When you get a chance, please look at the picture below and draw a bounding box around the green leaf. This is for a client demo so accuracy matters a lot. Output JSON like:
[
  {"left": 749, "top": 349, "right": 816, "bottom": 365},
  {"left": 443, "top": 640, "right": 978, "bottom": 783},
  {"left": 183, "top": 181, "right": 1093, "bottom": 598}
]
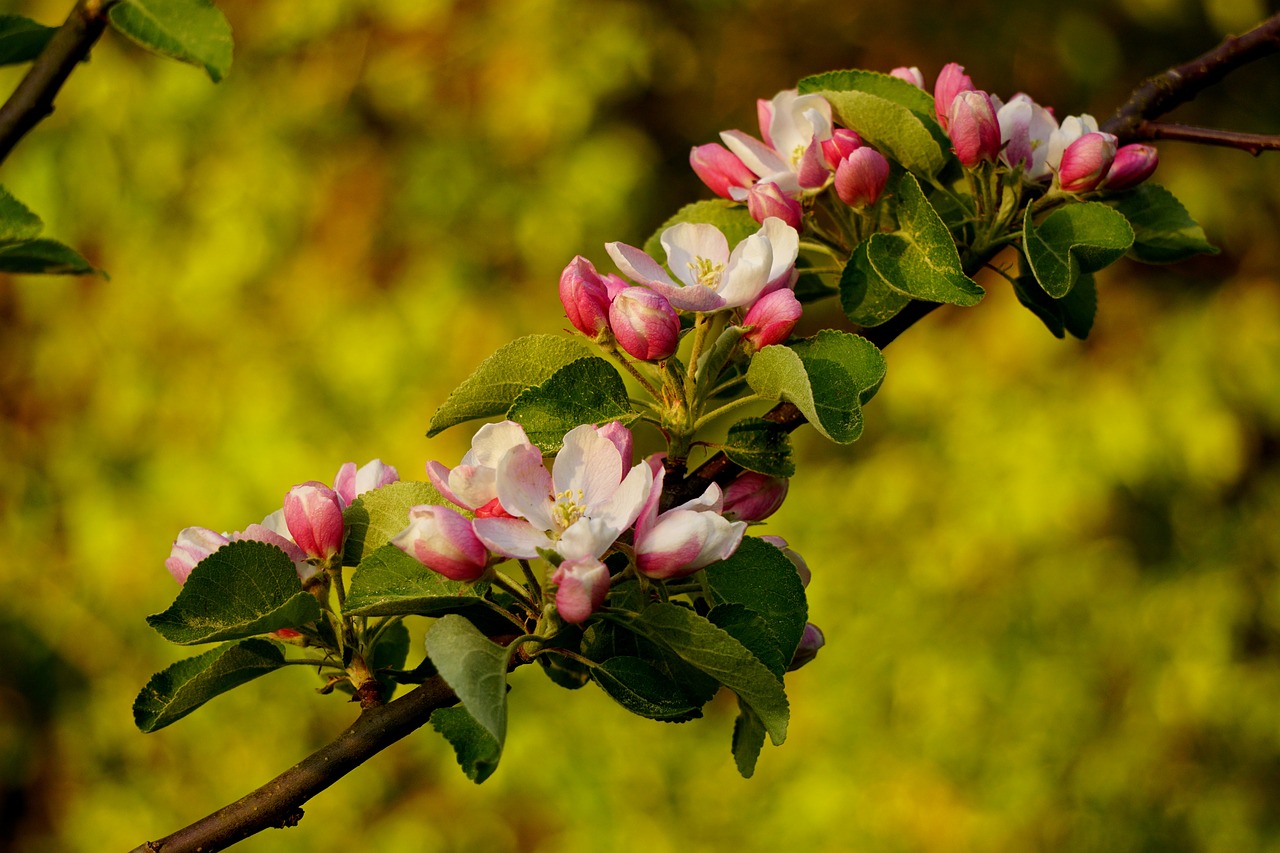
[
  {"left": 816, "top": 91, "right": 947, "bottom": 178},
  {"left": 722, "top": 418, "right": 795, "bottom": 478},
  {"left": 642, "top": 199, "right": 759, "bottom": 261},
  {"left": 590, "top": 656, "right": 706, "bottom": 722},
  {"left": 507, "top": 357, "right": 635, "bottom": 452},
  {"left": 1023, "top": 201, "right": 1133, "bottom": 298},
  {"left": 707, "top": 604, "right": 787, "bottom": 678},
  {"left": 609, "top": 602, "right": 789, "bottom": 745},
  {"left": 1108, "top": 183, "right": 1217, "bottom": 264},
  {"left": 430, "top": 706, "right": 502, "bottom": 783},
  {"left": 107, "top": 0, "right": 232, "bottom": 83},
  {"left": 731, "top": 699, "right": 767, "bottom": 779},
  {"left": 865, "top": 173, "right": 984, "bottom": 306},
  {"left": 368, "top": 619, "right": 410, "bottom": 702},
  {"left": 146, "top": 541, "right": 323, "bottom": 645},
  {"left": 427, "top": 334, "right": 591, "bottom": 437},
  {"left": 704, "top": 536, "right": 809, "bottom": 667},
  {"left": 423, "top": 615, "right": 510, "bottom": 751},
  {"left": 133, "top": 638, "right": 286, "bottom": 732},
  {"left": 839, "top": 239, "right": 913, "bottom": 327},
  {"left": 0, "top": 238, "right": 95, "bottom": 275},
  {"left": 0, "top": 185, "right": 43, "bottom": 243},
  {"left": 539, "top": 649, "right": 591, "bottom": 690},
  {"left": 747, "top": 329, "right": 886, "bottom": 444},
  {"left": 798, "top": 69, "right": 936, "bottom": 118},
  {"left": 0, "top": 16, "right": 57, "bottom": 66},
  {"left": 342, "top": 480, "right": 447, "bottom": 566},
  {"left": 1013, "top": 267, "right": 1098, "bottom": 340},
  {"left": 344, "top": 544, "right": 488, "bottom": 618}
]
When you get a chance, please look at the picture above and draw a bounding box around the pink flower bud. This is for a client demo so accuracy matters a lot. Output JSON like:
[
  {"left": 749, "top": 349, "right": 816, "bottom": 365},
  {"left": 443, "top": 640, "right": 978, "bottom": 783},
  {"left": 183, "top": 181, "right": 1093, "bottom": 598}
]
[
  {"left": 835, "top": 147, "right": 891, "bottom": 208},
  {"left": 742, "top": 288, "right": 802, "bottom": 352},
  {"left": 947, "top": 90, "right": 1001, "bottom": 167},
  {"left": 934, "top": 62, "right": 974, "bottom": 128},
  {"left": 282, "top": 481, "right": 345, "bottom": 562},
  {"left": 722, "top": 471, "right": 790, "bottom": 521},
  {"left": 165, "top": 526, "right": 229, "bottom": 584},
  {"left": 234, "top": 518, "right": 318, "bottom": 582},
  {"left": 333, "top": 459, "right": 399, "bottom": 508},
  {"left": 595, "top": 421, "right": 634, "bottom": 466},
  {"left": 890, "top": 66, "right": 925, "bottom": 88},
  {"left": 551, "top": 556, "right": 611, "bottom": 624},
  {"left": 559, "top": 256, "right": 615, "bottom": 338},
  {"left": 822, "top": 128, "right": 862, "bottom": 169},
  {"left": 1057, "top": 132, "right": 1118, "bottom": 193},
  {"left": 392, "top": 504, "right": 488, "bottom": 581},
  {"left": 1102, "top": 143, "right": 1158, "bottom": 190},
  {"left": 608, "top": 287, "right": 679, "bottom": 361},
  {"left": 690, "top": 143, "right": 756, "bottom": 200},
  {"left": 787, "top": 622, "right": 825, "bottom": 671},
  {"left": 745, "top": 182, "right": 803, "bottom": 231},
  {"left": 756, "top": 98, "right": 775, "bottom": 147}
]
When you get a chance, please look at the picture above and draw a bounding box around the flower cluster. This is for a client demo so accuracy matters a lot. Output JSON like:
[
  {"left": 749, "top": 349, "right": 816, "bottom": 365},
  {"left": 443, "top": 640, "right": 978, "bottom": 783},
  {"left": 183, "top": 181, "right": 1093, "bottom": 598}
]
[
  {"left": 395, "top": 420, "right": 771, "bottom": 624},
  {"left": 164, "top": 459, "right": 399, "bottom": 585}
]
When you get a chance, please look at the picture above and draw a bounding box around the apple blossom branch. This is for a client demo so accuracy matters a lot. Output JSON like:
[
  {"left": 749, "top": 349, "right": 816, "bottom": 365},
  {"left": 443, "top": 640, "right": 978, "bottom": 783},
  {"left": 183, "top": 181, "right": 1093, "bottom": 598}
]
[
  {"left": 130, "top": 676, "right": 458, "bottom": 853},
  {"left": 1101, "top": 12, "right": 1280, "bottom": 154},
  {"left": 0, "top": 0, "right": 119, "bottom": 165}
]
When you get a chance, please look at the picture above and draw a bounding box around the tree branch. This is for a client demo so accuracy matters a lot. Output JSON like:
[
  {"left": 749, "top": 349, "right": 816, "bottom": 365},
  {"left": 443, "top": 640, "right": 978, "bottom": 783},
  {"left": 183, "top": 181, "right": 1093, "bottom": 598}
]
[
  {"left": 1118, "top": 121, "right": 1280, "bottom": 156},
  {"left": 0, "top": 0, "right": 118, "bottom": 166},
  {"left": 1102, "top": 12, "right": 1280, "bottom": 144},
  {"left": 131, "top": 677, "right": 458, "bottom": 853}
]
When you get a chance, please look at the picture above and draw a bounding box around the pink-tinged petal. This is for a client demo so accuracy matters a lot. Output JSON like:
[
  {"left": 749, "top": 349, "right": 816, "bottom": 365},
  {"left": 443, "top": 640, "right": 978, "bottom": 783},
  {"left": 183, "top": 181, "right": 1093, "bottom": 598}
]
[
  {"left": 722, "top": 471, "right": 789, "bottom": 521},
  {"left": 609, "top": 288, "right": 680, "bottom": 360},
  {"left": 634, "top": 463, "right": 666, "bottom": 542},
  {"left": 554, "top": 424, "right": 625, "bottom": 508},
  {"left": 594, "top": 421, "right": 633, "bottom": 466},
  {"left": 472, "top": 516, "right": 554, "bottom": 560},
  {"left": 933, "top": 62, "right": 974, "bottom": 128},
  {"left": 1057, "top": 132, "right": 1117, "bottom": 193},
  {"left": 689, "top": 143, "right": 756, "bottom": 200},
  {"left": 165, "top": 527, "right": 229, "bottom": 584},
  {"left": 668, "top": 480, "right": 725, "bottom": 514},
  {"left": 768, "top": 91, "right": 832, "bottom": 162},
  {"left": 605, "top": 241, "right": 680, "bottom": 290},
  {"left": 743, "top": 289, "right": 802, "bottom": 352},
  {"left": 835, "top": 147, "right": 891, "bottom": 208},
  {"left": 645, "top": 276, "right": 728, "bottom": 313},
  {"left": 495, "top": 444, "right": 555, "bottom": 529},
  {"left": 758, "top": 216, "right": 800, "bottom": 293},
  {"left": 473, "top": 497, "right": 514, "bottom": 519},
  {"left": 425, "top": 460, "right": 467, "bottom": 508},
  {"left": 557, "top": 516, "right": 620, "bottom": 561},
  {"left": 636, "top": 511, "right": 747, "bottom": 579},
  {"left": 333, "top": 459, "right": 399, "bottom": 508},
  {"left": 234, "top": 523, "right": 318, "bottom": 582},
  {"left": 333, "top": 462, "right": 358, "bottom": 507},
  {"left": 997, "top": 98, "right": 1033, "bottom": 170},
  {"left": 947, "top": 90, "right": 1001, "bottom": 167},
  {"left": 591, "top": 461, "right": 654, "bottom": 533},
  {"left": 443, "top": 464, "right": 497, "bottom": 512},
  {"left": 744, "top": 182, "right": 802, "bottom": 231},
  {"left": 822, "top": 128, "right": 863, "bottom": 169},
  {"left": 392, "top": 505, "right": 488, "bottom": 581},
  {"left": 552, "top": 556, "right": 611, "bottom": 624},
  {"left": 1102, "top": 143, "right": 1158, "bottom": 190},
  {"left": 559, "top": 255, "right": 613, "bottom": 337},
  {"left": 661, "top": 223, "right": 730, "bottom": 288},
  {"left": 756, "top": 98, "right": 775, "bottom": 147},
  {"left": 796, "top": 134, "right": 831, "bottom": 189},
  {"left": 467, "top": 421, "right": 534, "bottom": 468},
  {"left": 283, "top": 481, "right": 345, "bottom": 561},
  {"left": 720, "top": 129, "right": 791, "bottom": 182},
  {"left": 890, "top": 66, "right": 924, "bottom": 87}
]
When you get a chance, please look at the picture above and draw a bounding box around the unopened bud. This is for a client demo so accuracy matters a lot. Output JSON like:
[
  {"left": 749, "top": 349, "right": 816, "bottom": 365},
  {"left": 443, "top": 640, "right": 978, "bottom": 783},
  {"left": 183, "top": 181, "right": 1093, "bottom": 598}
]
[
  {"left": 933, "top": 62, "right": 974, "bottom": 128},
  {"left": 745, "top": 182, "right": 803, "bottom": 231},
  {"left": 1057, "top": 132, "right": 1117, "bottom": 193},
  {"left": 1101, "top": 143, "right": 1158, "bottom": 190},
  {"left": 947, "top": 90, "right": 1001, "bottom": 167},
  {"left": 609, "top": 287, "right": 680, "bottom": 361},
  {"left": 283, "top": 481, "right": 345, "bottom": 562},
  {"left": 787, "top": 622, "right": 826, "bottom": 671},
  {"left": 392, "top": 504, "right": 488, "bottom": 582},
  {"left": 742, "top": 289, "right": 802, "bottom": 352},
  {"left": 690, "top": 143, "right": 756, "bottom": 200},
  {"left": 835, "top": 147, "right": 890, "bottom": 208},
  {"left": 722, "top": 471, "right": 789, "bottom": 521},
  {"left": 890, "top": 66, "right": 925, "bottom": 88},
  {"left": 559, "top": 256, "right": 615, "bottom": 338},
  {"left": 822, "top": 128, "right": 863, "bottom": 169}
]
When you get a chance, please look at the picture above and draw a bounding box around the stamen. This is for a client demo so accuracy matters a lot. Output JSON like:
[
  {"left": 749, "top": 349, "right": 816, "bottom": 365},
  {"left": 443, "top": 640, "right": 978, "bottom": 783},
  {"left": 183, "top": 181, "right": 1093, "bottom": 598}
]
[{"left": 686, "top": 256, "right": 724, "bottom": 289}]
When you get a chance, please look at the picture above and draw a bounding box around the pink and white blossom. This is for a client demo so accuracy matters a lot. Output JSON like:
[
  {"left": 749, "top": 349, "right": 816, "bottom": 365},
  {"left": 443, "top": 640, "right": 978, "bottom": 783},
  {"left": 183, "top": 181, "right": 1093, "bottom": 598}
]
[
  {"left": 633, "top": 464, "right": 747, "bottom": 580},
  {"left": 551, "top": 556, "right": 611, "bottom": 624},
  {"left": 890, "top": 66, "right": 925, "bottom": 88},
  {"left": 947, "top": 90, "right": 1001, "bottom": 167},
  {"left": 333, "top": 459, "right": 399, "bottom": 508},
  {"left": 165, "top": 526, "right": 229, "bottom": 584},
  {"left": 427, "top": 421, "right": 538, "bottom": 517},
  {"left": 720, "top": 89, "right": 833, "bottom": 194},
  {"left": 234, "top": 511, "right": 318, "bottom": 582},
  {"left": 282, "top": 481, "right": 345, "bottom": 562},
  {"left": 606, "top": 217, "right": 798, "bottom": 313},
  {"left": 1045, "top": 114, "right": 1099, "bottom": 175},
  {"left": 689, "top": 143, "right": 756, "bottom": 200},
  {"left": 472, "top": 423, "right": 653, "bottom": 562},
  {"left": 392, "top": 504, "right": 489, "bottom": 582},
  {"left": 997, "top": 94, "right": 1058, "bottom": 180}
]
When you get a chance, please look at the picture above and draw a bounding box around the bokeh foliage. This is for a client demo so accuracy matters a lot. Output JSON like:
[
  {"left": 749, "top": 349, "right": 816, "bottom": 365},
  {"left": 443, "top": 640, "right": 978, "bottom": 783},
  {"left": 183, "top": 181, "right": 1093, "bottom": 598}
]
[{"left": 2, "top": 0, "right": 1279, "bottom": 850}]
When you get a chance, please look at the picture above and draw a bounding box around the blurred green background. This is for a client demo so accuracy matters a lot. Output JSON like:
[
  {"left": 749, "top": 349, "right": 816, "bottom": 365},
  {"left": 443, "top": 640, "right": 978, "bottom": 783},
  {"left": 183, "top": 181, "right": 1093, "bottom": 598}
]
[{"left": 2, "top": 0, "right": 1279, "bottom": 850}]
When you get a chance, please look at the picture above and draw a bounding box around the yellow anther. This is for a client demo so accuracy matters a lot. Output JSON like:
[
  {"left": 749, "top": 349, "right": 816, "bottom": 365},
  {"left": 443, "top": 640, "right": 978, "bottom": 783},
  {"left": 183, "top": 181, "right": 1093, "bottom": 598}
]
[{"left": 686, "top": 256, "right": 724, "bottom": 289}]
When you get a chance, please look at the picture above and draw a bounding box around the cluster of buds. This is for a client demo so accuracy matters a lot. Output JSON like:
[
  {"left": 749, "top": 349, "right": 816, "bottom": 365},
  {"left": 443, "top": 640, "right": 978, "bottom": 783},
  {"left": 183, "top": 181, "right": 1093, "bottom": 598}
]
[
  {"left": 394, "top": 420, "right": 793, "bottom": 624},
  {"left": 560, "top": 216, "right": 804, "bottom": 360},
  {"left": 922, "top": 61, "right": 1158, "bottom": 192},
  {"left": 164, "top": 459, "right": 399, "bottom": 585},
  {"left": 690, "top": 88, "right": 891, "bottom": 224}
]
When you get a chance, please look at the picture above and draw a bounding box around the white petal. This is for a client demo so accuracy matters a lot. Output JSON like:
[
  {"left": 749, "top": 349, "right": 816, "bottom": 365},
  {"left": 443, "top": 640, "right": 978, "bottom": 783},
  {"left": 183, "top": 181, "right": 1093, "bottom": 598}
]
[
  {"left": 553, "top": 424, "right": 623, "bottom": 508},
  {"left": 557, "top": 516, "right": 619, "bottom": 561},
  {"left": 592, "top": 461, "right": 654, "bottom": 532},
  {"left": 473, "top": 517, "right": 553, "bottom": 560},
  {"left": 759, "top": 217, "right": 799, "bottom": 284},
  {"left": 495, "top": 444, "right": 555, "bottom": 529},
  {"left": 661, "top": 223, "right": 729, "bottom": 288},
  {"left": 468, "top": 421, "right": 533, "bottom": 467},
  {"left": 718, "top": 234, "right": 772, "bottom": 309},
  {"left": 720, "top": 129, "right": 789, "bottom": 179},
  {"left": 606, "top": 241, "right": 679, "bottom": 289}
]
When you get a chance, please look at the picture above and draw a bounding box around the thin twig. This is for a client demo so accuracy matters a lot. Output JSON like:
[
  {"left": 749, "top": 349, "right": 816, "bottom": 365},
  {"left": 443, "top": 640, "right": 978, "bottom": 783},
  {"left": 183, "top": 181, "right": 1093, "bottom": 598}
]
[
  {"left": 131, "top": 676, "right": 458, "bottom": 853},
  {"left": 0, "top": 0, "right": 119, "bottom": 165},
  {"left": 1102, "top": 12, "right": 1280, "bottom": 144},
  {"left": 1125, "top": 121, "right": 1280, "bottom": 156}
]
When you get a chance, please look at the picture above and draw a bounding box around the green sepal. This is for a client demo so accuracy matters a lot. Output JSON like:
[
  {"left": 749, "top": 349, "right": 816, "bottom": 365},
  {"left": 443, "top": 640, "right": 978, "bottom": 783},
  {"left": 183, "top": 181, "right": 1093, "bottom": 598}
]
[
  {"left": 133, "top": 638, "right": 286, "bottom": 732},
  {"left": 1108, "top": 183, "right": 1218, "bottom": 264},
  {"left": 746, "top": 329, "right": 886, "bottom": 444},
  {"left": 507, "top": 356, "right": 635, "bottom": 452},
  {"left": 1023, "top": 201, "right": 1133, "bottom": 298},
  {"left": 146, "top": 540, "right": 323, "bottom": 645},
  {"left": 427, "top": 334, "right": 591, "bottom": 437},
  {"left": 430, "top": 706, "right": 502, "bottom": 784},
  {"left": 722, "top": 418, "right": 795, "bottom": 477},
  {"left": 107, "top": 0, "right": 233, "bottom": 83}
]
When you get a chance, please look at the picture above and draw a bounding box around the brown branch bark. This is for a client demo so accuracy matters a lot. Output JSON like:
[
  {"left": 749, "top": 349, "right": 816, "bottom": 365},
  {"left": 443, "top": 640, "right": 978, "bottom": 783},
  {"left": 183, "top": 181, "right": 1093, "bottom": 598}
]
[
  {"left": 131, "top": 677, "right": 458, "bottom": 853},
  {"left": 1102, "top": 12, "right": 1280, "bottom": 146},
  {"left": 1119, "top": 122, "right": 1280, "bottom": 156},
  {"left": 0, "top": 0, "right": 117, "bottom": 166}
]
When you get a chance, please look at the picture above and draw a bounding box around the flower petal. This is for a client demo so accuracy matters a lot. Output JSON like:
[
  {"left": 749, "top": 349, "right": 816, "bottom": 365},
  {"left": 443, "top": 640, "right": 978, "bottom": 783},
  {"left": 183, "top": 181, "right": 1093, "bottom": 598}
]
[
  {"left": 606, "top": 241, "right": 679, "bottom": 289},
  {"left": 495, "top": 444, "right": 555, "bottom": 529},
  {"left": 553, "top": 424, "right": 624, "bottom": 508},
  {"left": 473, "top": 516, "right": 554, "bottom": 560},
  {"left": 661, "top": 223, "right": 730, "bottom": 288}
]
